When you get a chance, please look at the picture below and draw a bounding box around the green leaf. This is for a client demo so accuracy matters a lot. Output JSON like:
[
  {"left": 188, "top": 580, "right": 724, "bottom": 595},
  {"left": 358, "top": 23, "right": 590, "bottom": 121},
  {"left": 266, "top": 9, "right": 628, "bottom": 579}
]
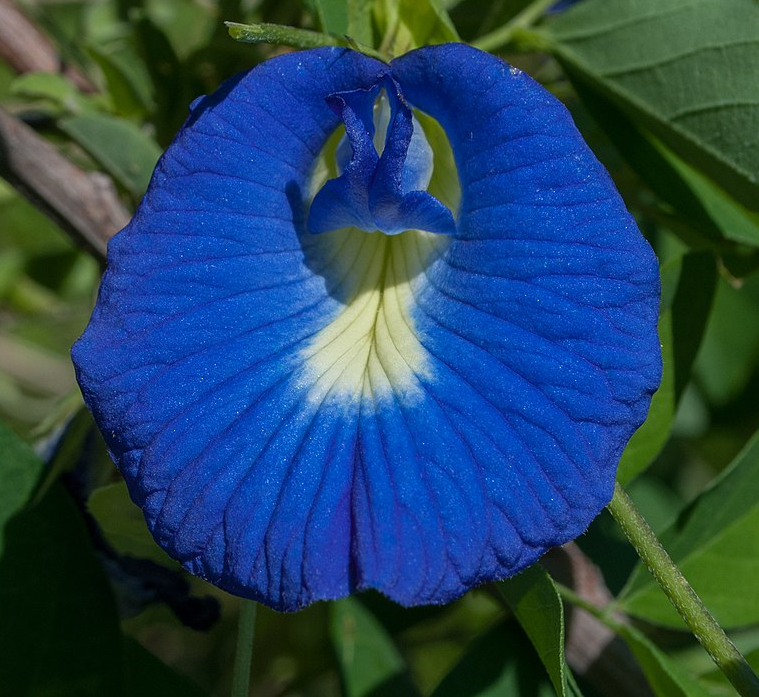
[
  {"left": 314, "top": 0, "right": 349, "bottom": 35},
  {"left": 569, "top": 77, "right": 759, "bottom": 254},
  {"left": 0, "top": 420, "right": 45, "bottom": 555},
  {"left": 0, "top": 420, "right": 200, "bottom": 696},
  {"left": 88, "top": 481, "right": 177, "bottom": 566},
  {"left": 431, "top": 619, "right": 557, "bottom": 697},
  {"left": 10, "top": 72, "right": 88, "bottom": 114},
  {"left": 620, "top": 430, "right": 759, "bottom": 628},
  {"left": 348, "top": 0, "right": 374, "bottom": 45},
  {"left": 617, "top": 252, "right": 716, "bottom": 484},
  {"left": 497, "top": 565, "right": 572, "bottom": 697},
  {"left": 616, "top": 623, "right": 714, "bottom": 697},
  {"left": 668, "top": 253, "right": 717, "bottom": 401},
  {"left": 616, "top": 315, "right": 673, "bottom": 484},
  {"left": 0, "top": 181, "right": 70, "bottom": 255},
  {"left": 449, "top": 0, "right": 532, "bottom": 42},
  {"left": 616, "top": 258, "right": 676, "bottom": 484},
  {"left": 88, "top": 44, "right": 156, "bottom": 119},
  {"left": 143, "top": 0, "right": 216, "bottom": 61},
  {"left": 376, "top": 0, "right": 458, "bottom": 55},
  {"left": 694, "top": 274, "right": 759, "bottom": 407},
  {"left": 662, "top": 146, "right": 759, "bottom": 249},
  {"left": 32, "top": 406, "right": 98, "bottom": 504},
  {"left": 132, "top": 16, "right": 193, "bottom": 146},
  {"left": 0, "top": 420, "right": 123, "bottom": 696},
  {"left": 545, "top": 0, "right": 759, "bottom": 211},
  {"left": 59, "top": 113, "right": 162, "bottom": 199},
  {"left": 330, "top": 597, "right": 420, "bottom": 697}
]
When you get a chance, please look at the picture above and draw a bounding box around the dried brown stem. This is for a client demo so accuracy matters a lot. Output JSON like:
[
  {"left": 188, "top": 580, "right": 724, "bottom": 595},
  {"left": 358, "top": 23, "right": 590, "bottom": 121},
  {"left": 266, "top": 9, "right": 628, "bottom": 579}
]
[
  {"left": 0, "top": 0, "right": 96, "bottom": 93},
  {"left": 0, "top": 0, "right": 125, "bottom": 256},
  {"left": 0, "top": 107, "right": 128, "bottom": 257}
]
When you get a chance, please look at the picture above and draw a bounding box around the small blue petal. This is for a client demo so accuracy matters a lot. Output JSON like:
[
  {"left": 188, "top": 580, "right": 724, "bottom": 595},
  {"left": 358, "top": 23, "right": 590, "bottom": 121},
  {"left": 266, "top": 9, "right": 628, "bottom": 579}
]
[
  {"left": 333, "top": 86, "right": 435, "bottom": 193},
  {"left": 308, "top": 84, "right": 381, "bottom": 233},
  {"left": 72, "top": 44, "right": 661, "bottom": 611},
  {"left": 308, "top": 74, "right": 455, "bottom": 236}
]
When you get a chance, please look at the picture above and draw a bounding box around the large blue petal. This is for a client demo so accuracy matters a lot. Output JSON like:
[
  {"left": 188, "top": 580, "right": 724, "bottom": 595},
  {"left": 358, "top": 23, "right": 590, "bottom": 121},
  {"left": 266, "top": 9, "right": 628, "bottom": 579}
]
[
  {"left": 72, "top": 44, "right": 661, "bottom": 611},
  {"left": 74, "top": 48, "right": 385, "bottom": 609},
  {"left": 377, "top": 43, "right": 662, "bottom": 601}
]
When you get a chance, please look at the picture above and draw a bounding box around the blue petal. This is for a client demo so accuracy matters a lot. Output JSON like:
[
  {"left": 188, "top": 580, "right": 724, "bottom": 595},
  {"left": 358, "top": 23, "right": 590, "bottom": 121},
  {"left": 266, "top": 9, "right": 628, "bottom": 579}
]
[
  {"left": 72, "top": 44, "right": 661, "bottom": 611},
  {"left": 308, "top": 74, "right": 456, "bottom": 236},
  {"left": 308, "top": 83, "right": 381, "bottom": 233}
]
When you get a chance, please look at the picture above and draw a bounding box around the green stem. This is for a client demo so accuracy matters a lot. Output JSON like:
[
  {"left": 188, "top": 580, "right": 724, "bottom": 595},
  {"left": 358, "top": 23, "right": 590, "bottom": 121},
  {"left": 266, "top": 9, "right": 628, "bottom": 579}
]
[
  {"left": 231, "top": 600, "right": 257, "bottom": 697},
  {"left": 473, "top": 0, "right": 556, "bottom": 52},
  {"left": 556, "top": 582, "right": 620, "bottom": 629},
  {"left": 608, "top": 483, "right": 759, "bottom": 697},
  {"left": 226, "top": 22, "right": 341, "bottom": 50},
  {"left": 225, "top": 22, "right": 386, "bottom": 61}
]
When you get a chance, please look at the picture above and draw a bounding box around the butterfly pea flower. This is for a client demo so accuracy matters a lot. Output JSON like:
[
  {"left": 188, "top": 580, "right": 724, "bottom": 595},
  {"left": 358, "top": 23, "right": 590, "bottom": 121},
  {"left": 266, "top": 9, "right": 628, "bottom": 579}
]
[{"left": 72, "top": 43, "right": 661, "bottom": 611}]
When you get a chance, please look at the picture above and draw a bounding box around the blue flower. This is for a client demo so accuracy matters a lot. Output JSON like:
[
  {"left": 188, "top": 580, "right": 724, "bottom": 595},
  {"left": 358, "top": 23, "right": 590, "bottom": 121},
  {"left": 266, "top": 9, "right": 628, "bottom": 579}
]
[{"left": 72, "top": 43, "right": 661, "bottom": 611}]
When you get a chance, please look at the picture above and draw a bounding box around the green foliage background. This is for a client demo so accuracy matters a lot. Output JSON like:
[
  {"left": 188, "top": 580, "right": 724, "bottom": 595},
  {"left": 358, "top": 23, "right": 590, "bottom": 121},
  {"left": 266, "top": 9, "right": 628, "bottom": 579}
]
[{"left": 1, "top": 0, "right": 759, "bottom": 695}]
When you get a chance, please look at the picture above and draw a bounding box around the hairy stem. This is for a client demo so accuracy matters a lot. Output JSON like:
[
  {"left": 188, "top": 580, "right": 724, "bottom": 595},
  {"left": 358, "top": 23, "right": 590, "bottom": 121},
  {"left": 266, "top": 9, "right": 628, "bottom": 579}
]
[{"left": 608, "top": 483, "right": 759, "bottom": 697}]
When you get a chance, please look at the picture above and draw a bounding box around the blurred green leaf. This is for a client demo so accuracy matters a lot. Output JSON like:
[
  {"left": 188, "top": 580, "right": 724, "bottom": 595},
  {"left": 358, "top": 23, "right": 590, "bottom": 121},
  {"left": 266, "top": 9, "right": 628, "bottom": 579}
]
[
  {"left": 617, "top": 257, "right": 677, "bottom": 484},
  {"left": 0, "top": 420, "right": 123, "bottom": 696},
  {"left": 35, "top": 1, "right": 92, "bottom": 74},
  {"left": 669, "top": 625, "right": 759, "bottom": 686},
  {"left": 132, "top": 16, "right": 193, "bottom": 145},
  {"left": 89, "top": 481, "right": 176, "bottom": 566},
  {"left": 144, "top": 0, "right": 216, "bottom": 60},
  {"left": 620, "top": 430, "right": 759, "bottom": 628},
  {"left": 617, "top": 253, "right": 716, "bottom": 483},
  {"left": 88, "top": 44, "right": 156, "bottom": 118},
  {"left": 330, "top": 597, "right": 421, "bottom": 697},
  {"left": 545, "top": 0, "right": 759, "bottom": 211},
  {"left": 314, "top": 0, "right": 349, "bottom": 34},
  {"left": 0, "top": 181, "right": 70, "bottom": 254},
  {"left": 0, "top": 419, "right": 45, "bottom": 553},
  {"left": 0, "top": 249, "right": 25, "bottom": 302},
  {"left": 616, "top": 623, "right": 714, "bottom": 697},
  {"left": 59, "top": 112, "right": 161, "bottom": 199},
  {"left": 10, "top": 72, "right": 89, "bottom": 114},
  {"left": 694, "top": 274, "right": 759, "bottom": 407},
  {"left": 31, "top": 407, "right": 95, "bottom": 504},
  {"left": 431, "top": 620, "right": 557, "bottom": 697},
  {"left": 498, "top": 565, "right": 574, "bottom": 697},
  {"left": 0, "top": 56, "right": 16, "bottom": 98},
  {"left": 348, "top": 0, "right": 374, "bottom": 45},
  {"left": 449, "top": 0, "right": 531, "bottom": 41},
  {"left": 376, "top": 0, "right": 458, "bottom": 54},
  {"left": 669, "top": 253, "right": 717, "bottom": 401}
]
